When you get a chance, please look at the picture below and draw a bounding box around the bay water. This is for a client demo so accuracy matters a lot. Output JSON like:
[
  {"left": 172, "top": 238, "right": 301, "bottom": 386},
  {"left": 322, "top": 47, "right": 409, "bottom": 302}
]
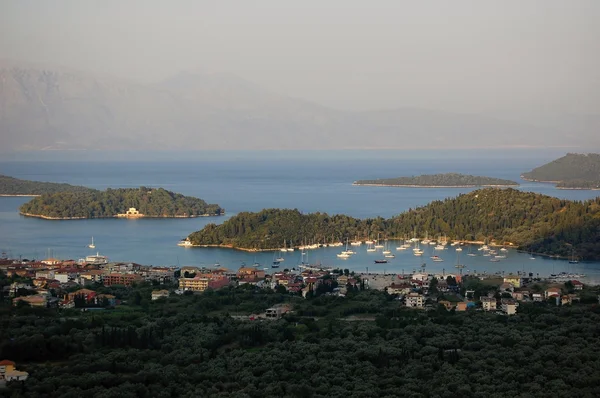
[{"left": 1, "top": 149, "right": 599, "bottom": 282}]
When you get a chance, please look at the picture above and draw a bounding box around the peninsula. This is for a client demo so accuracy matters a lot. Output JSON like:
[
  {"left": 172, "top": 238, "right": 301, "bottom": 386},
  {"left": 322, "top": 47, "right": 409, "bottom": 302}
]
[
  {"left": 19, "top": 187, "right": 223, "bottom": 219},
  {"left": 0, "top": 174, "right": 92, "bottom": 196},
  {"left": 187, "top": 188, "right": 600, "bottom": 260},
  {"left": 353, "top": 173, "right": 519, "bottom": 188},
  {"left": 521, "top": 153, "right": 600, "bottom": 190}
]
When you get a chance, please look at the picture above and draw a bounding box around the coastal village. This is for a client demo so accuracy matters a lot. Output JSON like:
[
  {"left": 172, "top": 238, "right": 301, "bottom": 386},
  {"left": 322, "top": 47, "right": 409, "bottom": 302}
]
[{"left": 1, "top": 252, "right": 590, "bottom": 316}]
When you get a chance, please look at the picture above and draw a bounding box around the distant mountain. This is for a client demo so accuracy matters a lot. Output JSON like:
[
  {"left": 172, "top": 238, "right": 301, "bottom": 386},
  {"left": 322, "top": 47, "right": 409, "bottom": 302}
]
[
  {"left": 0, "top": 61, "right": 594, "bottom": 151},
  {"left": 521, "top": 153, "right": 600, "bottom": 189}
]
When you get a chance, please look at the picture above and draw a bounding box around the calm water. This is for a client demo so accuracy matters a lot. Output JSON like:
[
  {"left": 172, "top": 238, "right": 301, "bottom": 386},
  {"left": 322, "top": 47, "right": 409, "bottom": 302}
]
[{"left": 1, "top": 149, "right": 599, "bottom": 282}]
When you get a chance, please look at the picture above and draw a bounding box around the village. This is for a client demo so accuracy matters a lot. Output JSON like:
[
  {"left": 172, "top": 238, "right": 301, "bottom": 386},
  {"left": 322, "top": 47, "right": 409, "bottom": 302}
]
[{"left": 0, "top": 253, "right": 590, "bottom": 316}]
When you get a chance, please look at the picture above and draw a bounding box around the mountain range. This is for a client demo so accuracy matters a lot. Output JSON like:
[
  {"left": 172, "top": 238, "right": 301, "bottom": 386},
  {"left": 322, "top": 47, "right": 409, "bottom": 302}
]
[{"left": 1, "top": 60, "right": 597, "bottom": 151}]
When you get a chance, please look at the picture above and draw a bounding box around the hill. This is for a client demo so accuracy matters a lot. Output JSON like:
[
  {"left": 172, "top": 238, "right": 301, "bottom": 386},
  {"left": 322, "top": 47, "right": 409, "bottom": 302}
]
[
  {"left": 188, "top": 188, "right": 600, "bottom": 259},
  {"left": 19, "top": 187, "right": 223, "bottom": 219},
  {"left": 353, "top": 173, "right": 518, "bottom": 187},
  {"left": 0, "top": 62, "right": 588, "bottom": 151},
  {"left": 0, "top": 174, "right": 92, "bottom": 195},
  {"left": 521, "top": 153, "right": 600, "bottom": 189}
]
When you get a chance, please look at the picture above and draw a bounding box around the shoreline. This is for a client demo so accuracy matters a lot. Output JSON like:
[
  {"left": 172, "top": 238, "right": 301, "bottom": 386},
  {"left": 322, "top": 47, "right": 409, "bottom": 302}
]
[
  {"left": 20, "top": 212, "right": 224, "bottom": 220},
  {"left": 352, "top": 183, "right": 520, "bottom": 188},
  {"left": 520, "top": 176, "right": 599, "bottom": 190},
  {"left": 184, "top": 241, "right": 585, "bottom": 261},
  {"left": 0, "top": 194, "right": 41, "bottom": 197}
]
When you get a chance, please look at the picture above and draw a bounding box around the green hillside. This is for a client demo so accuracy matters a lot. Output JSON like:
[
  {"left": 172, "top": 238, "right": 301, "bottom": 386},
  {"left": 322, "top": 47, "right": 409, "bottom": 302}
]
[
  {"left": 521, "top": 153, "right": 600, "bottom": 186},
  {"left": 0, "top": 174, "right": 92, "bottom": 195},
  {"left": 188, "top": 188, "right": 600, "bottom": 259},
  {"left": 354, "top": 173, "right": 518, "bottom": 187},
  {"left": 19, "top": 187, "right": 223, "bottom": 219}
]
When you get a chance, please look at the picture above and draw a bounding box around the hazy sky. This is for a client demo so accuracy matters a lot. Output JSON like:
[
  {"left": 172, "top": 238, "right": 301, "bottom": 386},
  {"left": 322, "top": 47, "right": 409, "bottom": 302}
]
[{"left": 1, "top": 0, "right": 598, "bottom": 114}]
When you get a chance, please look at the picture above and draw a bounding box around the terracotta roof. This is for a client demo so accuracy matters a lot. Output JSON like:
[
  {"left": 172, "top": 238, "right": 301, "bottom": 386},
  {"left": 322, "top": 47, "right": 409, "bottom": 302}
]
[
  {"left": 546, "top": 287, "right": 561, "bottom": 292},
  {"left": 0, "top": 360, "right": 16, "bottom": 366},
  {"left": 571, "top": 280, "right": 583, "bottom": 285}
]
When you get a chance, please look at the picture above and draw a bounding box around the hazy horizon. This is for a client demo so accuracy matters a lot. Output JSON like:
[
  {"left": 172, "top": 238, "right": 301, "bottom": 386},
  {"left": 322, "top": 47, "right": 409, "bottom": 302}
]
[{"left": 2, "top": 0, "right": 599, "bottom": 117}]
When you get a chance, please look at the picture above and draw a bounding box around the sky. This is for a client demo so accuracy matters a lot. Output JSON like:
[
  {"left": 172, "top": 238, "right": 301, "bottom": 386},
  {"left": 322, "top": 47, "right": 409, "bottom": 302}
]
[{"left": 1, "top": 0, "right": 599, "bottom": 116}]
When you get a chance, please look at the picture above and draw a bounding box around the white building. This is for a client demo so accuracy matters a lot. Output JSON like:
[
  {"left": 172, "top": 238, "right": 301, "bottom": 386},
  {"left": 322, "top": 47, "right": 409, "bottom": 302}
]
[{"left": 405, "top": 292, "right": 424, "bottom": 308}]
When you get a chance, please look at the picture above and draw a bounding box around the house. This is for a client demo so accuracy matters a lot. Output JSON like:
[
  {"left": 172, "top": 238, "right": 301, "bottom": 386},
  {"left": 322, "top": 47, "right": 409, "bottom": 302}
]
[
  {"left": 68, "top": 289, "right": 97, "bottom": 302},
  {"left": 103, "top": 273, "right": 143, "bottom": 287},
  {"left": 265, "top": 304, "right": 291, "bottom": 319},
  {"left": 405, "top": 292, "right": 424, "bottom": 308},
  {"left": 41, "top": 258, "right": 61, "bottom": 266},
  {"left": 545, "top": 287, "right": 562, "bottom": 299},
  {"left": 501, "top": 298, "right": 518, "bottom": 315},
  {"left": 179, "top": 275, "right": 229, "bottom": 292},
  {"left": 386, "top": 283, "right": 412, "bottom": 295},
  {"left": 95, "top": 294, "right": 116, "bottom": 306},
  {"left": 511, "top": 291, "right": 526, "bottom": 301},
  {"left": 0, "top": 360, "right": 29, "bottom": 382},
  {"left": 499, "top": 282, "right": 514, "bottom": 292},
  {"left": 151, "top": 289, "right": 170, "bottom": 300},
  {"left": 532, "top": 293, "right": 543, "bottom": 302},
  {"left": 237, "top": 267, "right": 266, "bottom": 281},
  {"left": 36, "top": 269, "right": 55, "bottom": 279},
  {"left": 571, "top": 280, "right": 584, "bottom": 291},
  {"left": 456, "top": 302, "right": 468, "bottom": 312},
  {"left": 411, "top": 272, "right": 428, "bottom": 282},
  {"left": 480, "top": 296, "right": 497, "bottom": 311},
  {"left": 117, "top": 207, "right": 144, "bottom": 218},
  {"left": 438, "top": 300, "right": 454, "bottom": 310},
  {"left": 561, "top": 295, "right": 572, "bottom": 306},
  {"left": 337, "top": 275, "right": 349, "bottom": 285},
  {"left": 503, "top": 274, "right": 522, "bottom": 288},
  {"left": 436, "top": 280, "right": 449, "bottom": 292},
  {"left": 12, "top": 295, "right": 47, "bottom": 307}
]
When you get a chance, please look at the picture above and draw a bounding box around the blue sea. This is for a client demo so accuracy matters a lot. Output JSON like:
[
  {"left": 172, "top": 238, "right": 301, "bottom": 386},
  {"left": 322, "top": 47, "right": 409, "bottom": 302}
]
[{"left": 1, "top": 149, "right": 599, "bottom": 282}]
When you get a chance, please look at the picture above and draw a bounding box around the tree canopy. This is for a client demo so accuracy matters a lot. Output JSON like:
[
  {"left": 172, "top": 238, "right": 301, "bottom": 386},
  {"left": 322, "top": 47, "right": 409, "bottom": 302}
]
[{"left": 2, "top": 275, "right": 600, "bottom": 397}]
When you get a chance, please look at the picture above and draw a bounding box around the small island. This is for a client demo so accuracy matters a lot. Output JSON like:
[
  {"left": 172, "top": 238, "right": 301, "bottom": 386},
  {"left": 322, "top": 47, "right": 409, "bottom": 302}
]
[
  {"left": 353, "top": 173, "right": 519, "bottom": 188},
  {"left": 19, "top": 187, "right": 223, "bottom": 219},
  {"left": 521, "top": 153, "right": 600, "bottom": 190},
  {"left": 0, "top": 174, "right": 92, "bottom": 196},
  {"left": 186, "top": 188, "right": 600, "bottom": 260}
]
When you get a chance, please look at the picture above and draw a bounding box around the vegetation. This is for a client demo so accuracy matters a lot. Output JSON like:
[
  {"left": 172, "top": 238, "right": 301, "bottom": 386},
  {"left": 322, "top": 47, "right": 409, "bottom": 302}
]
[
  {"left": 2, "top": 275, "right": 600, "bottom": 397},
  {"left": 556, "top": 179, "right": 600, "bottom": 189},
  {"left": 522, "top": 153, "right": 600, "bottom": 189},
  {"left": 19, "top": 187, "right": 223, "bottom": 218},
  {"left": 189, "top": 188, "right": 600, "bottom": 259},
  {"left": 0, "top": 174, "right": 92, "bottom": 195},
  {"left": 354, "top": 173, "right": 518, "bottom": 187}
]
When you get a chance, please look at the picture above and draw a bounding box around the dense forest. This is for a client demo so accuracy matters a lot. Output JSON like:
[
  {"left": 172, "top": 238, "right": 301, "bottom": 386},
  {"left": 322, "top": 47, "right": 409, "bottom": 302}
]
[
  {"left": 354, "top": 173, "right": 518, "bottom": 187},
  {"left": 188, "top": 188, "right": 600, "bottom": 259},
  {"left": 0, "top": 174, "right": 92, "bottom": 195},
  {"left": 2, "top": 275, "right": 600, "bottom": 397},
  {"left": 521, "top": 153, "right": 600, "bottom": 188},
  {"left": 19, "top": 187, "right": 223, "bottom": 218}
]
